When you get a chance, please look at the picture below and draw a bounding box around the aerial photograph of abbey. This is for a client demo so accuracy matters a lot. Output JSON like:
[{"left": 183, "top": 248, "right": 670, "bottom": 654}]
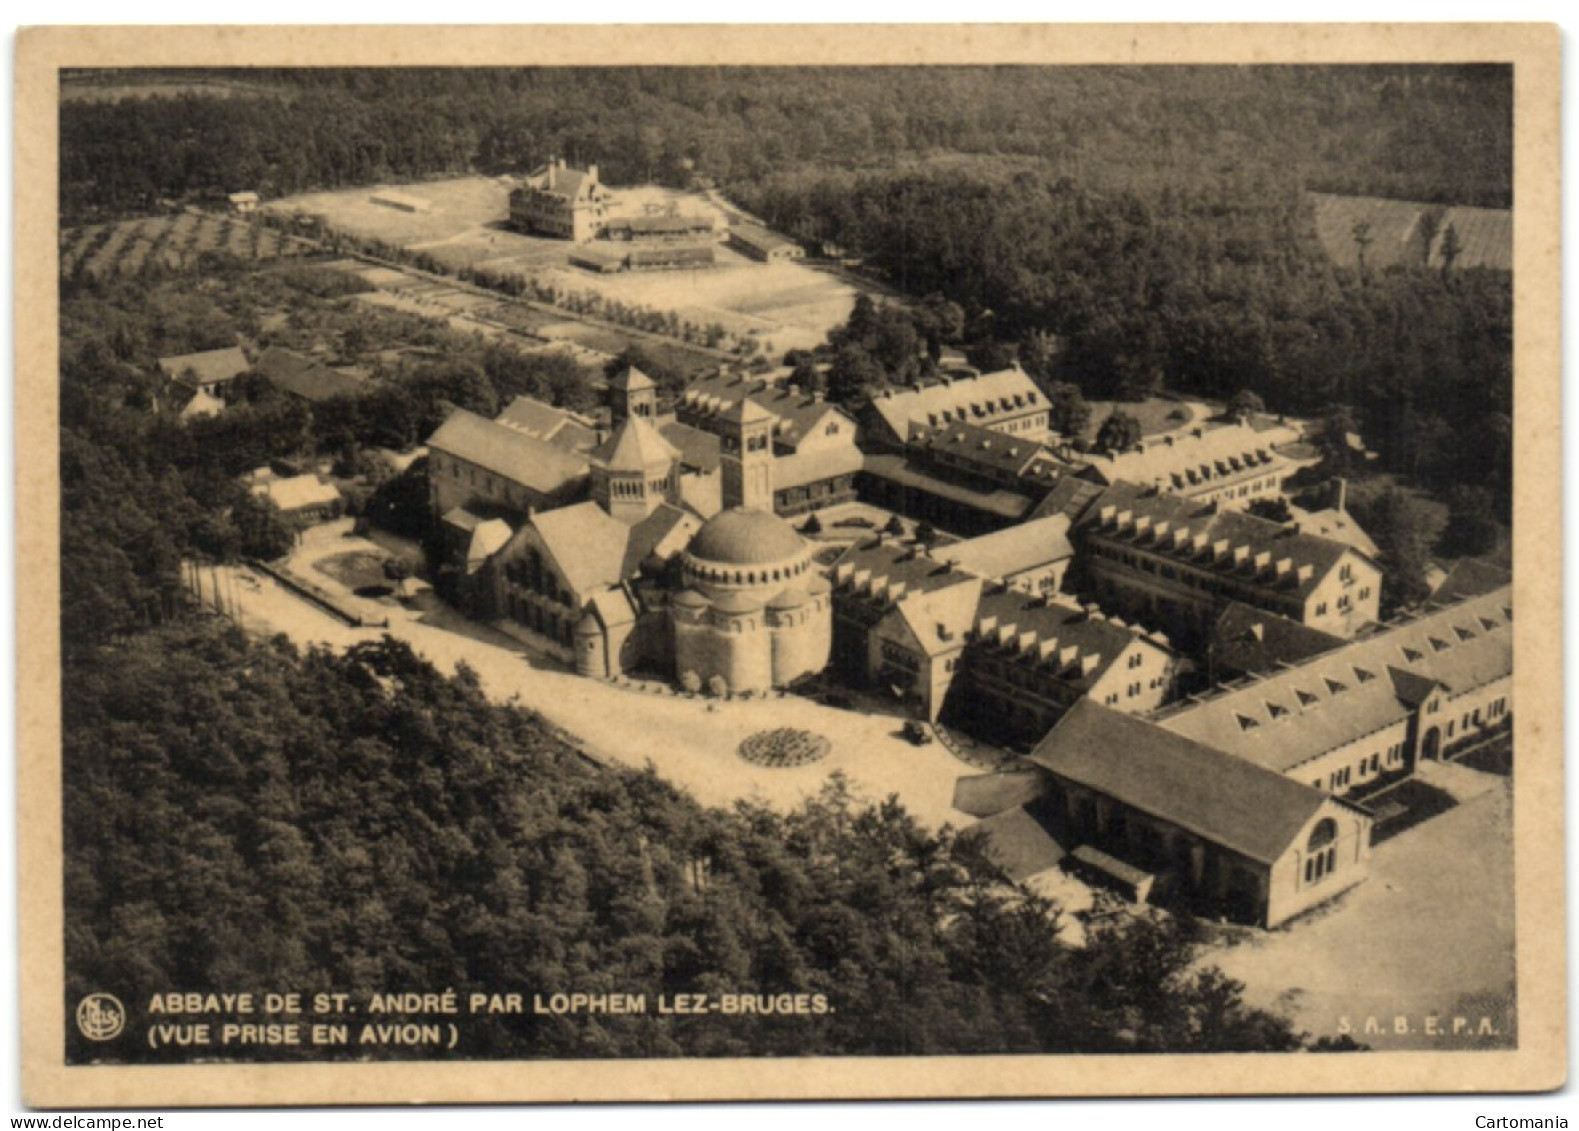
[{"left": 56, "top": 63, "right": 1516, "bottom": 1064}]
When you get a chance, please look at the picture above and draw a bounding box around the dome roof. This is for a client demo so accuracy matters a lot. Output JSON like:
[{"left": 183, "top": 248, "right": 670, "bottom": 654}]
[
  {"left": 687, "top": 507, "right": 807, "bottom": 566},
  {"left": 767, "top": 588, "right": 808, "bottom": 610}
]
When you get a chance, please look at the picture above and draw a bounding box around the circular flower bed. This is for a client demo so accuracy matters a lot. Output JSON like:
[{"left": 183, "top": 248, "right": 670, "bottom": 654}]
[{"left": 738, "top": 728, "right": 831, "bottom": 768}]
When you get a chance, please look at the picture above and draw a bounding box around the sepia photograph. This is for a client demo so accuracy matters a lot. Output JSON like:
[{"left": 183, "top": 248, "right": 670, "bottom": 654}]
[{"left": 13, "top": 23, "right": 1565, "bottom": 1108}]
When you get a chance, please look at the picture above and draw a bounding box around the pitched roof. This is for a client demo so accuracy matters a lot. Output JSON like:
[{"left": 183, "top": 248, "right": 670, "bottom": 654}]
[
  {"left": 158, "top": 345, "right": 250, "bottom": 387},
  {"left": 1028, "top": 701, "right": 1332, "bottom": 866},
  {"left": 1209, "top": 602, "right": 1347, "bottom": 676},
  {"left": 891, "top": 577, "right": 986, "bottom": 659},
  {"left": 623, "top": 504, "right": 699, "bottom": 577},
  {"left": 592, "top": 414, "right": 681, "bottom": 472},
  {"left": 609, "top": 366, "right": 657, "bottom": 392},
  {"left": 913, "top": 419, "right": 1071, "bottom": 482},
  {"left": 495, "top": 395, "right": 599, "bottom": 453},
  {"left": 1032, "top": 476, "right": 1107, "bottom": 524},
  {"left": 832, "top": 539, "right": 982, "bottom": 605},
  {"left": 933, "top": 514, "right": 1074, "bottom": 582},
  {"left": 658, "top": 420, "right": 722, "bottom": 472},
  {"left": 1079, "top": 419, "right": 1309, "bottom": 494},
  {"left": 866, "top": 367, "right": 1046, "bottom": 441},
  {"left": 970, "top": 806, "right": 1067, "bottom": 881},
  {"left": 971, "top": 589, "right": 1168, "bottom": 691},
  {"left": 1289, "top": 505, "right": 1380, "bottom": 558},
  {"left": 861, "top": 454, "right": 1036, "bottom": 521},
  {"left": 529, "top": 502, "right": 633, "bottom": 595},
  {"left": 1430, "top": 559, "right": 1513, "bottom": 606},
  {"left": 1081, "top": 481, "right": 1364, "bottom": 600},
  {"left": 679, "top": 373, "right": 860, "bottom": 453},
  {"left": 253, "top": 474, "right": 338, "bottom": 513},
  {"left": 427, "top": 408, "right": 590, "bottom": 496},
  {"left": 1155, "top": 586, "right": 1512, "bottom": 774},
  {"left": 773, "top": 444, "right": 865, "bottom": 489},
  {"left": 255, "top": 346, "right": 365, "bottom": 404}
]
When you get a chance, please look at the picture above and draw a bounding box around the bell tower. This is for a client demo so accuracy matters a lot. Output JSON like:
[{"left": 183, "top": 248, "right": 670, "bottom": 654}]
[
  {"left": 721, "top": 398, "right": 776, "bottom": 512},
  {"left": 609, "top": 365, "right": 657, "bottom": 426}
]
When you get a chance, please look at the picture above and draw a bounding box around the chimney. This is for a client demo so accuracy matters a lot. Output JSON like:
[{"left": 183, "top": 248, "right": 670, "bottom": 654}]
[
  {"left": 1335, "top": 477, "right": 1349, "bottom": 513},
  {"left": 588, "top": 163, "right": 599, "bottom": 183}
]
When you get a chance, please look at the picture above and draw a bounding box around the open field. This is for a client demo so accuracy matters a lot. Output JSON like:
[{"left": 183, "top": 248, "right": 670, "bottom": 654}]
[
  {"left": 1205, "top": 766, "right": 1515, "bottom": 1050},
  {"left": 60, "top": 211, "right": 305, "bottom": 277},
  {"left": 270, "top": 174, "right": 871, "bottom": 356}
]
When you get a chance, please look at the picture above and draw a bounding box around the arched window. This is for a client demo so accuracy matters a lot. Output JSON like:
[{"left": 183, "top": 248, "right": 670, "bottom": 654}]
[{"left": 1303, "top": 818, "right": 1340, "bottom": 886}]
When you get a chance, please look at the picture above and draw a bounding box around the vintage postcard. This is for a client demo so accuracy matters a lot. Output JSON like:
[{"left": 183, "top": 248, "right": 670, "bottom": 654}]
[{"left": 15, "top": 23, "right": 1564, "bottom": 1107}]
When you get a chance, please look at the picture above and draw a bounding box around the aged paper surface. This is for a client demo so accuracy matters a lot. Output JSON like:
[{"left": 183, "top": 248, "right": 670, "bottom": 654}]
[{"left": 16, "top": 22, "right": 1564, "bottom": 1107}]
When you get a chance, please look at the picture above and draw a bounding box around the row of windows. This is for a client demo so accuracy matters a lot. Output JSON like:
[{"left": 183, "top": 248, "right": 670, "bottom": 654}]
[
  {"left": 687, "top": 558, "right": 812, "bottom": 587},
  {"left": 1313, "top": 742, "right": 1406, "bottom": 793},
  {"left": 1101, "top": 676, "right": 1165, "bottom": 707},
  {"left": 1195, "top": 475, "right": 1278, "bottom": 504}
]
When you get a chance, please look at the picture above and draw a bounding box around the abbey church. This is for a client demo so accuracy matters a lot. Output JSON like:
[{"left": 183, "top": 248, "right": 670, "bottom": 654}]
[{"left": 432, "top": 367, "right": 832, "bottom": 695}]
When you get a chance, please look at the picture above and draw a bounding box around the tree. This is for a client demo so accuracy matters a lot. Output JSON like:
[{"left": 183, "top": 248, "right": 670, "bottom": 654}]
[
  {"left": 1093, "top": 410, "right": 1143, "bottom": 454},
  {"left": 800, "top": 512, "right": 823, "bottom": 535},
  {"left": 1246, "top": 497, "right": 1293, "bottom": 524},
  {"left": 382, "top": 556, "right": 413, "bottom": 598},
  {"left": 1046, "top": 382, "right": 1092, "bottom": 440},
  {"left": 1228, "top": 389, "right": 1265, "bottom": 420},
  {"left": 1351, "top": 220, "right": 1374, "bottom": 274},
  {"left": 826, "top": 343, "right": 885, "bottom": 408},
  {"left": 706, "top": 674, "right": 730, "bottom": 699},
  {"left": 914, "top": 520, "right": 938, "bottom": 545},
  {"left": 678, "top": 670, "right": 702, "bottom": 695},
  {"left": 1439, "top": 222, "right": 1463, "bottom": 275},
  {"left": 884, "top": 515, "right": 907, "bottom": 538},
  {"left": 1351, "top": 486, "right": 1444, "bottom": 613}
]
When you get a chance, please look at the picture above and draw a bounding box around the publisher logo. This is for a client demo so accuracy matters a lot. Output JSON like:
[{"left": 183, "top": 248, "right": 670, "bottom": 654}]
[{"left": 76, "top": 993, "right": 126, "bottom": 1041}]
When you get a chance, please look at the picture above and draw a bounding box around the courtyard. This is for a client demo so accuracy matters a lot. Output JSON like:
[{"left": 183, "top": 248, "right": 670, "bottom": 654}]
[{"left": 1201, "top": 760, "right": 1515, "bottom": 1050}]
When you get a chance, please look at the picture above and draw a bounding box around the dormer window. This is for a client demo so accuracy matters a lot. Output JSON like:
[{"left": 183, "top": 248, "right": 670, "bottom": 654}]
[
  {"left": 1323, "top": 677, "right": 1347, "bottom": 695},
  {"left": 1353, "top": 667, "right": 1376, "bottom": 684},
  {"left": 1401, "top": 646, "right": 1424, "bottom": 663},
  {"left": 1235, "top": 712, "right": 1259, "bottom": 731},
  {"left": 1429, "top": 636, "right": 1451, "bottom": 653},
  {"left": 1295, "top": 688, "right": 1319, "bottom": 707}
]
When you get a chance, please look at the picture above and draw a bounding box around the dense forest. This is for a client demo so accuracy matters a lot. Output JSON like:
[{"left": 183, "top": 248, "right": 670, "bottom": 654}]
[
  {"left": 65, "top": 623, "right": 1308, "bottom": 1063},
  {"left": 61, "top": 66, "right": 1512, "bottom": 221}
]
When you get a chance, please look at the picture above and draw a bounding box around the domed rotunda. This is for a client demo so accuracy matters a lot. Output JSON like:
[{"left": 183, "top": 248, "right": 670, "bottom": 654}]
[{"left": 671, "top": 505, "right": 831, "bottom": 695}]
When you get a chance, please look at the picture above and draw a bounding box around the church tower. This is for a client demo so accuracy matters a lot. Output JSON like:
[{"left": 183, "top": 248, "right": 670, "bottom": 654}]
[
  {"left": 609, "top": 365, "right": 657, "bottom": 426},
  {"left": 590, "top": 414, "right": 681, "bottom": 525},
  {"left": 721, "top": 398, "right": 776, "bottom": 512}
]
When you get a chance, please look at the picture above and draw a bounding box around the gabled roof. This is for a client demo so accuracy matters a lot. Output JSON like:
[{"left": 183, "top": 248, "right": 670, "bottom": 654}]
[
  {"left": 528, "top": 502, "right": 633, "bottom": 596},
  {"left": 158, "top": 345, "right": 250, "bottom": 387},
  {"left": 495, "top": 395, "right": 599, "bottom": 453},
  {"left": 623, "top": 504, "right": 699, "bottom": 577},
  {"left": 1289, "top": 505, "right": 1380, "bottom": 558},
  {"left": 609, "top": 366, "right": 657, "bottom": 393},
  {"left": 678, "top": 373, "right": 859, "bottom": 453},
  {"left": 1032, "top": 476, "right": 1107, "bottom": 524},
  {"left": 933, "top": 514, "right": 1074, "bottom": 582},
  {"left": 427, "top": 408, "right": 590, "bottom": 496},
  {"left": 890, "top": 578, "right": 986, "bottom": 659},
  {"left": 971, "top": 589, "right": 1168, "bottom": 691},
  {"left": 1155, "top": 585, "right": 1512, "bottom": 774},
  {"left": 861, "top": 454, "right": 1035, "bottom": 521},
  {"left": 1080, "top": 481, "right": 1366, "bottom": 601},
  {"left": 1028, "top": 701, "right": 1334, "bottom": 866},
  {"left": 912, "top": 419, "right": 1070, "bottom": 480},
  {"left": 658, "top": 420, "right": 722, "bottom": 472},
  {"left": 1210, "top": 602, "right": 1347, "bottom": 676},
  {"left": 1429, "top": 559, "right": 1513, "bottom": 606},
  {"left": 255, "top": 346, "right": 365, "bottom": 404},
  {"left": 1079, "top": 419, "right": 1308, "bottom": 494},
  {"left": 773, "top": 444, "right": 865, "bottom": 489},
  {"left": 866, "top": 367, "right": 1046, "bottom": 441}
]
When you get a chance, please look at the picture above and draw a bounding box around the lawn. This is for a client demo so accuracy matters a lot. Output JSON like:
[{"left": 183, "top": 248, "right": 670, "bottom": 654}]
[{"left": 312, "top": 550, "right": 392, "bottom": 593}]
